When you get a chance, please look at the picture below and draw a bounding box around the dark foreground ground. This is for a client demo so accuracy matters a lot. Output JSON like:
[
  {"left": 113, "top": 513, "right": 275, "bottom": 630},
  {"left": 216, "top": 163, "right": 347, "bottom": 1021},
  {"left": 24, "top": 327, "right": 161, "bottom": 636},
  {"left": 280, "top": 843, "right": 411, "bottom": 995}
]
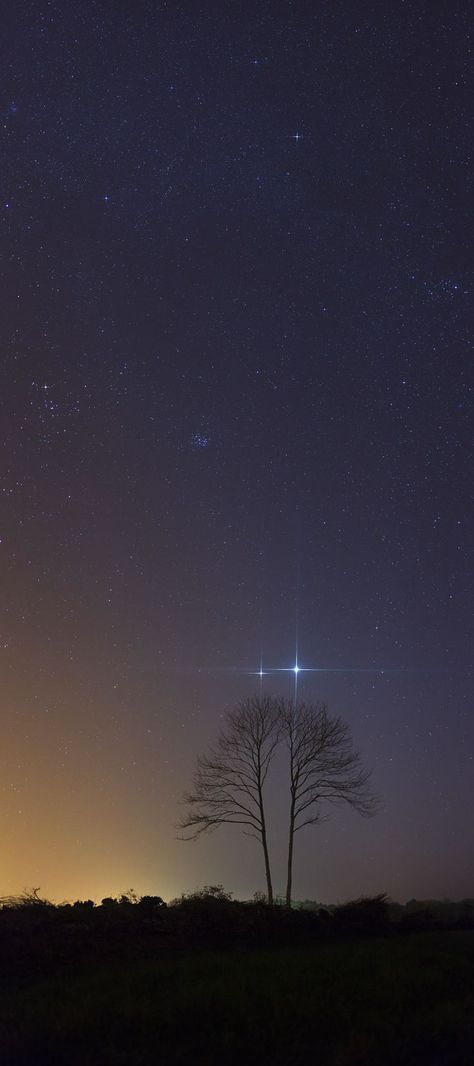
[{"left": 1, "top": 930, "right": 473, "bottom": 1065}]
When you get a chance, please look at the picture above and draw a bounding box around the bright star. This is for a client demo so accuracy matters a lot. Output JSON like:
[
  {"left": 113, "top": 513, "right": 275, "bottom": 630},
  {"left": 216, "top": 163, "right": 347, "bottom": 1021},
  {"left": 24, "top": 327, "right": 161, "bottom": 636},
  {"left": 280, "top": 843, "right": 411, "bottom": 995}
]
[{"left": 202, "top": 657, "right": 410, "bottom": 684}]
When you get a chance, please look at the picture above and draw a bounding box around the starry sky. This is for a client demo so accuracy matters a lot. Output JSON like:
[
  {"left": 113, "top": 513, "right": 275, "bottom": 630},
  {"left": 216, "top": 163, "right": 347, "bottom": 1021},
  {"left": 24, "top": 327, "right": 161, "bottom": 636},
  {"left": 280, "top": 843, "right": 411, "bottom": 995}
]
[{"left": 1, "top": 1, "right": 472, "bottom": 904}]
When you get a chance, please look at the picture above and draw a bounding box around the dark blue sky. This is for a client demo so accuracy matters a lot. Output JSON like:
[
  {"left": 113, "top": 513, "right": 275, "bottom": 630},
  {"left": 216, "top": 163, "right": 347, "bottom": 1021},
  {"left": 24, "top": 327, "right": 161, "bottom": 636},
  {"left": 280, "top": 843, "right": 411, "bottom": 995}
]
[{"left": 1, "top": 1, "right": 472, "bottom": 903}]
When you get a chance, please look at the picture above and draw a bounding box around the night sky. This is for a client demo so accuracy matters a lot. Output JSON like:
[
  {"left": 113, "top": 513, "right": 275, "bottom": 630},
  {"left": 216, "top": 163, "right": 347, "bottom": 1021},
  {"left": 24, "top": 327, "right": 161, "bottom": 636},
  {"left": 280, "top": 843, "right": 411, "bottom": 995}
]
[{"left": 1, "top": 2, "right": 472, "bottom": 905}]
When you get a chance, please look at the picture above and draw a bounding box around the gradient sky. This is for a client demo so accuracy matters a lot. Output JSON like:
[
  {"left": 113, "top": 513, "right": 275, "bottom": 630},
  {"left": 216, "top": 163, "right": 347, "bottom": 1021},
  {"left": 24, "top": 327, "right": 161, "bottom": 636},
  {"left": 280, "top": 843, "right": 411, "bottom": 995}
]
[{"left": 1, "top": 1, "right": 472, "bottom": 905}]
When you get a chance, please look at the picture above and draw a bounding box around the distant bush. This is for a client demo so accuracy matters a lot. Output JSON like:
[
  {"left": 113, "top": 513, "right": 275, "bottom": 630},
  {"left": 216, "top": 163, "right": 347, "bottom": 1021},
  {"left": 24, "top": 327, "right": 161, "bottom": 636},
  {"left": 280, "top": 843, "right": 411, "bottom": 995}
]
[
  {"left": 0, "top": 887, "right": 55, "bottom": 910},
  {"left": 170, "top": 884, "right": 233, "bottom": 906},
  {"left": 332, "top": 894, "right": 391, "bottom": 936},
  {"left": 137, "top": 895, "right": 166, "bottom": 910}
]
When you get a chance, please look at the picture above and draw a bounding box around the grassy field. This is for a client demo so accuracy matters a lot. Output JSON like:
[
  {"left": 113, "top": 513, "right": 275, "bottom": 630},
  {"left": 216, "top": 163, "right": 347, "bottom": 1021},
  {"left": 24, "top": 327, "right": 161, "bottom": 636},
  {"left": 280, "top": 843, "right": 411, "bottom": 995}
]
[{"left": 1, "top": 931, "right": 473, "bottom": 1064}]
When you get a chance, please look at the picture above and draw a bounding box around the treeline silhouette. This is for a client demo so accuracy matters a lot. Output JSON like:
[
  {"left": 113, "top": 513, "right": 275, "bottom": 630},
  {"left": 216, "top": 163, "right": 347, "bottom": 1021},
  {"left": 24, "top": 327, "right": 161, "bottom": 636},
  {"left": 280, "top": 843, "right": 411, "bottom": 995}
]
[{"left": 1, "top": 886, "right": 473, "bottom": 977}]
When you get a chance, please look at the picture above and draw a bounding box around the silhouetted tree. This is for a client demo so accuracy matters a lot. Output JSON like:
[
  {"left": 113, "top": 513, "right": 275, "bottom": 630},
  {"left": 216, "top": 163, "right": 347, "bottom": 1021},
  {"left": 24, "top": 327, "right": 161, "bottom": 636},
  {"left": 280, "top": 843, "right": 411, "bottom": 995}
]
[
  {"left": 179, "top": 697, "right": 279, "bottom": 903},
  {"left": 280, "top": 700, "right": 378, "bottom": 907}
]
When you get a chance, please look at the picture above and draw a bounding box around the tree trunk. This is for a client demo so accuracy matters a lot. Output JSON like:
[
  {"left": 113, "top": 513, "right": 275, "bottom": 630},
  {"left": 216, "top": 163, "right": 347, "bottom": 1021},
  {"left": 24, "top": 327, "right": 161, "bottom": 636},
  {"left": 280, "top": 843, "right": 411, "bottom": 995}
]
[
  {"left": 285, "top": 793, "right": 296, "bottom": 908},
  {"left": 261, "top": 825, "right": 274, "bottom": 905},
  {"left": 257, "top": 781, "right": 274, "bottom": 904}
]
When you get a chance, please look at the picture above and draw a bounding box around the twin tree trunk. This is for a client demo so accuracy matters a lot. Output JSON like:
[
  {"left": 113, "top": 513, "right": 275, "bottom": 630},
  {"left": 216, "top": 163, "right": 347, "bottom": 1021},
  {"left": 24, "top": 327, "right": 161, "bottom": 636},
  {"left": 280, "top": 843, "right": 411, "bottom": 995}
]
[
  {"left": 286, "top": 793, "right": 296, "bottom": 908},
  {"left": 259, "top": 801, "right": 274, "bottom": 906},
  {"left": 179, "top": 696, "right": 377, "bottom": 906}
]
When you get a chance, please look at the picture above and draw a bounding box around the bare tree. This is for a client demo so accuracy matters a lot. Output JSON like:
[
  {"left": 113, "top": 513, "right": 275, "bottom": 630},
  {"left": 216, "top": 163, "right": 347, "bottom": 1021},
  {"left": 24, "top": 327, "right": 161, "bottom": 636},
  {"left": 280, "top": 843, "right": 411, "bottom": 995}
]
[
  {"left": 179, "top": 696, "right": 280, "bottom": 903},
  {"left": 280, "top": 700, "right": 378, "bottom": 908}
]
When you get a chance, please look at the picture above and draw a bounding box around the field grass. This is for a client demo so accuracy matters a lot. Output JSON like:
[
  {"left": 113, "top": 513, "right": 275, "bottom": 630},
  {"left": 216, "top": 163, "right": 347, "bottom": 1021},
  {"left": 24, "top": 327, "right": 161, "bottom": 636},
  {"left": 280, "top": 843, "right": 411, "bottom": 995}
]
[{"left": 1, "top": 931, "right": 473, "bottom": 1064}]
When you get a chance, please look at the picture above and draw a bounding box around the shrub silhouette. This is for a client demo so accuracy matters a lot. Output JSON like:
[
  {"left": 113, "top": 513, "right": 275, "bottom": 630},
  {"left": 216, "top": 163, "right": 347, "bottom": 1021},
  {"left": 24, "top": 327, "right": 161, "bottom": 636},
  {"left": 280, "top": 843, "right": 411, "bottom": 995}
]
[
  {"left": 72, "top": 899, "right": 95, "bottom": 911},
  {"left": 332, "top": 894, "right": 390, "bottom": 935},
  {"left": 138, "top": 895, "right": 166, "bottom": 910},
  {"left": 100, "top": 896, "right": 119, "bottom": 909}
]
